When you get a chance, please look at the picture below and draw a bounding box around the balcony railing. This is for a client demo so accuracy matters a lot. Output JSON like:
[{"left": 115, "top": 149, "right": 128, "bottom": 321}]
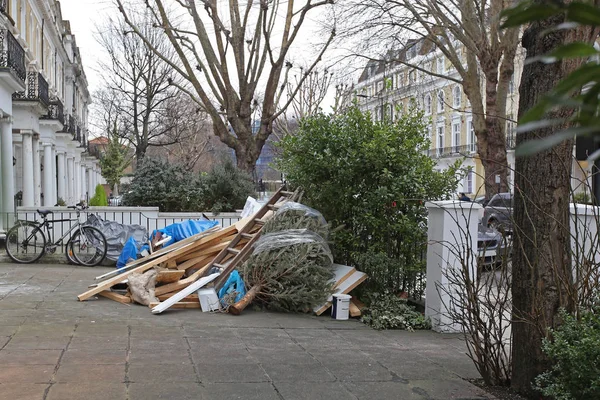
[
  {"left": 13, "top": 71, "right": 50, "bottom": 106},
  {"left": 0, "top": 0, "right": 7, "bottom": 14},
  {"left": 41, "top": 98, "right": 65, "bottom": 125},
  {"left": 76, "top": 125, "right": 81, "bottom": 143},
  {"left": 0, "top": 29, "right": 25, "bottom": 83}
]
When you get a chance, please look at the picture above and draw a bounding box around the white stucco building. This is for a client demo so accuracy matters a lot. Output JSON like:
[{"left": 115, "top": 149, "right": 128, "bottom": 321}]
[{"left": 0, "top": 0, "right": 100, "bottom": 233}]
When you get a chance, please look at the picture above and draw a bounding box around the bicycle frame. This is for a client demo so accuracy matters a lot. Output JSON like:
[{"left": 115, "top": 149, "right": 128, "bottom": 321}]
[{"left": 39, "top": 217, "right": 84, "bottom": 247}]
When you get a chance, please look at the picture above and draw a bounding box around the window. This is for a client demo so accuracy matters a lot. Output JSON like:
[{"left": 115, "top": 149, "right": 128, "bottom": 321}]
[
  {"left": 437, "top": 124, "right": 445, "bottom": 150},
  {"left": 452, "top": 120, "right": 461, "bottom": 151},
  {"left": 396, "top": 73, "right": 402, "bottom": 89},
  {"left": 437, "top": 57, "right": 445, "bottom": 74},
  {"left": 465, "top": 169, "right": 473, "bottom": 193},
  {"left": 509, "top": 76, "right": 515, "bottom": 94},
  {"left": 453, "top": 86, "right": 461, "bottom": 108},
  {"left": 506, "top": 116, "right": 516, "bottom": 148},
  {"left": 467, "top": 118, "right": 476, "bottom": 152},
  {"left": 424, "top": 94, "right": 432, "bottom": 115},
  {"left": 409, "top": 70, "right": 416, "bottom": 84},
  {"left": 407, "top": 45, "right": 417, "bottom": 59},
  {"left": 377, "top": 81, "right": 384, "bottom": 93},
  {"left": 437, "top": 90, "right": 445, "bottom": 113}
]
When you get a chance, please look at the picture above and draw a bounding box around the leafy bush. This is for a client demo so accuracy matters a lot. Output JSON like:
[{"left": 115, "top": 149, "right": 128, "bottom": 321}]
[
  {"left": 573, "top": 192, "right": 592, "bottom": 205},
  {"left": 202, "top": 157, "right": 256, "bottom": 212},
  {"left": 56, "top": 197, "right": 66, "bottom": 207},
  {"left": 277, "top": 106, "right": 459, "bottom": 295},
  {"left": 89, "top": 185, "right": 108, "bottom": 206},
  {"left": 123, "top": 157, "right": 255, "bottom": 212},
  {"left": 361, "top": 291, "right": 431, "bottom": 331},
  {"left": 535, "top": 306, "right": 600, "bottom": 400},
  {"left": 123, "top": 157, "right": 204, "bottom": 211}
]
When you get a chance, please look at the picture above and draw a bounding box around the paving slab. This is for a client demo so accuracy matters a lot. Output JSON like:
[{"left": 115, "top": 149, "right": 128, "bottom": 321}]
[{"left": 0, "top": 263, "right": 499, "bottom": 400}]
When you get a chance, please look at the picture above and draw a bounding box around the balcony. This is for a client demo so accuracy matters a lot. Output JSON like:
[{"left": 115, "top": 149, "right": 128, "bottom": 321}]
[
  {"left": 0, "top": 29, "right": 25, "bottom": 86},
  {"left": 427, "top": 144, "right": 478, "bottom": 159},
  {"left": 41, "top": 98, "right": 65, "bottom": 125},
  {"left": 13, "top": 71, "right": 50, "bottom": 107}
]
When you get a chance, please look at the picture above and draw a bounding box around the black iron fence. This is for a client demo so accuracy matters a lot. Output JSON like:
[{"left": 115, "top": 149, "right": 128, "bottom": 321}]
[
  {"left": 13, "top": 71, "right": 49, "bottom": 106},
  {"left": 42, "top": 98, "right": 65, "bottom": 125},
  {"left": 0, "top": 29, "right": 25, "bottom": 83}
]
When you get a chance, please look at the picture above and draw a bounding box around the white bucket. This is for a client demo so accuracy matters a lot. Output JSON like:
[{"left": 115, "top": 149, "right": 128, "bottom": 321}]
[
  {"left": 197, "top": 288, "right": 220, "bottom": 312},
  {"left": 331, "top": 294, "right": 351, "bottom": 320}
]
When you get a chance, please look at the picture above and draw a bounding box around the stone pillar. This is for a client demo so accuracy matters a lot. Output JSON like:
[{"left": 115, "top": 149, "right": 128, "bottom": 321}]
[
  {"left": 21, "top": 132, "right": 35, "bottom": 207},
  {"left": 425, "top": 200, "right": 481, "bottom": 333},
  {"left": 1, "top": 121, "right": 15, "bottom": 214},
  {"left": 74, "top": 160, "right": 80, "bottom": 203},
  {"left": 56, "top": 151, "right": 66, "bottom": 203},
  {"left": 67, "top": 157, "right": 74, "bottom": 205},
  {"left": 42, "top": 143, "right": 53, "bottom": 206},
  {"left": 32, "top": 136, "right": 41, "bottom": 206},
  {"left": 50, "top": 146, "right": 57, "bottom": 205},
  {"left": 87, "top": 167, "right": 94, "bottom": 199},
  {"left": 81, "top": 164, "right": 87, "bottom": 203}
]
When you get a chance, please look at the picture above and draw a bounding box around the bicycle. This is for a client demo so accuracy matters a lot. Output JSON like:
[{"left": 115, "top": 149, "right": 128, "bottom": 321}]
[{"left": 4, "top": 204, "right": 108, "bottom": 266}]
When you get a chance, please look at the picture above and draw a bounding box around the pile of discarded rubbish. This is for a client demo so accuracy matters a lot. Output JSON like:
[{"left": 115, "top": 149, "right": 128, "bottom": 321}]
[{"left": 78, "top": 187, "right": 366, "bottom": 318}]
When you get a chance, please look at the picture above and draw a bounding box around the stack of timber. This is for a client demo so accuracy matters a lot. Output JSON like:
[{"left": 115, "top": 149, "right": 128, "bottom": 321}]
[{"left": 79, "top": 187, "right": 300, "bottom": 312}]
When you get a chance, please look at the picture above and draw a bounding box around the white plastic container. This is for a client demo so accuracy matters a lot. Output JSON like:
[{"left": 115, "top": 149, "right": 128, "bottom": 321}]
[
  {"left": 197, "top": 288, "right": 220, "bottom": 312},
  {"left": 331, "top": 294, "right": 351, "bottom": 320}
]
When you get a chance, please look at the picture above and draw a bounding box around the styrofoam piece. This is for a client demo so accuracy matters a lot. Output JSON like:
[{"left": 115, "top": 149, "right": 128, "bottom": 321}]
[
  {"left": 151, "top": 273, "right": 220, "bottom": 314},
  {"left": 197, "top": 287, "right": 220, "bottom": 312}
]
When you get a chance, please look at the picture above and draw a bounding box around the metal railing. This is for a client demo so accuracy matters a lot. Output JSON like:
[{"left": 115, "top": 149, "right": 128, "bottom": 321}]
[
  {"left": 0, "top": 29, "right": 25, "bottom": 83},
  {"left": 13, "top": 71, "right": 50, "bottom": 106},
  {"left": 67, "top": 115, "right": 75, "bottom": 135},
  {"left": 0, "top": 0, "right": 7, "bottom": 14},
  {"left": 42, "top": 98, "right": 65, "bottom": 125}
]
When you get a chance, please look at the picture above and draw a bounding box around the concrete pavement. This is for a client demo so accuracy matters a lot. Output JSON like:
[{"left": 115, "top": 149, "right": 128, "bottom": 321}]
[{"left": 0, "top": 263, "right": 494, "bottom": 400}]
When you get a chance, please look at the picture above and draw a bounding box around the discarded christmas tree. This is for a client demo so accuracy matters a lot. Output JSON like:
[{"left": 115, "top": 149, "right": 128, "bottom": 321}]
[
  {"left": 262, "top": 202, "right": 329, "bottom": 238},
  {"left": 230, "top": 229, "right": 334, "bottom": 314}
]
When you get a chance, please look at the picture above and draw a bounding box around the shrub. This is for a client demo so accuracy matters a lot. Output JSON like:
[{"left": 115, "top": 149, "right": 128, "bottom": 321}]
[
  {"left": 122, "top": 157, "right": 204, "bottom": 211},
  {"left": 277, "top": 106, "right": 459, "bottom": 295},
  {"left": 535, "top": 306, "right": 600, "bottom": 400},
  {"left": 89, "top": 185, "right": 108, "bottom": 206},
  {"left": 361, "top": 291, "right": 431, "bottom": 331},
  {"left": 201, "top": 157, "right": 256, "bottom": 213}
]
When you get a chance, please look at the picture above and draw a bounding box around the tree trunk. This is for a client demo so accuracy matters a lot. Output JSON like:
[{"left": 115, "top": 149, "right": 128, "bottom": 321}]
[
  {"left": 478, "top": 116, "right": 510, "bottom": 198},
  {"left": 511, "top": 4, "right": 598, "bottom": 396},
  {"left": 229, "top": 285, "right": 261, "bottom": 315}
]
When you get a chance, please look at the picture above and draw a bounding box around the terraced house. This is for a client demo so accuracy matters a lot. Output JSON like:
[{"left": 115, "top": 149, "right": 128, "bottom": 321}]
[
  {"left": 353, "top": 39, "right": 589, "bottom": 197},
  {"left": 0, "top": 0, "right": 99, "bottom": 233}
]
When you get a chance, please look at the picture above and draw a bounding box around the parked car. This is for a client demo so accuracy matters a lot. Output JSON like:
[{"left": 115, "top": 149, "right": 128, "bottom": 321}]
[
  {"left": 109, "top": 195, "right": 123, "bottom": 207},
  {"left": 477, "top": 223, "right": 511, "bottom": 270},
  {"left": 482, "top": 192, "right": 513, "bottom": 234}
]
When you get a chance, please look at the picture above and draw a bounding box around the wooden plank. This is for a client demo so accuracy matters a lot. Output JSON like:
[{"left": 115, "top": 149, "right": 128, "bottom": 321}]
[
  {"left": 155, "top": 262, "right": 214, "bottom": 296},
  {"left": 166, "top": 260, "right": 177, "bottom": 269},
  {"left": 351, "top": 296, "right": 366, "bottom": 310},
  {"left": 157, "top": 293, "right": 198, "bottom": 302},
  {"left": 349, "top": 301, "right": 362, "bottom": 317},
  {"left": 330, "top": 264, "right": 356, "bottom": 289},
  {"left": 176, "top": 255, "right": 213, "bottom": 271},
  {"left": 151, "top": 273, "right": 220, "bottom": 314},
  {"left": 314, "top": 270, "right": 368, "bottom": 316},
  {"left": 78, "top": 223, "right": 245, "bottom": 301},
  {"left": 176, "top": 237, "right": 235, "bottom": 262},
  {"left": 98, "top": 290, "right": 132, "bottom": 304},
  {"left": 149, "top": 301, "right": 200, "bottom": 309},
  {"left": 156, "top": 270, "right": 185, "bottom": 285}
]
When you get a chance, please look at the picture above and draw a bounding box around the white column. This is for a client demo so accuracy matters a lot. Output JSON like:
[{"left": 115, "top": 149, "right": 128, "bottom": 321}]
[
  {"left": 1, "top": 121, "right": 15, "bottom": 214},
  {"left": 33, "top": 136, "right": 41, "bottom": 206},
  {"left": 425, "top": 200, "right": 481, "bottom": 333},
  {"left": 87, "top": 167, "right": 94, "bottom": 199},
  {"left": 56, "top": 151, "right": 66, "bottom": 203},
  {"left": 67, "top": 157, "right": 74, "bottom": 205},
  {"left": 42, "top": 143, "right": 53, "bottom": 206},
  {"left": 81, "top": 164, "right": 87, "bottom": 202},
  {"left": 21, "top": 132, "right": 34, "bottom": 207},
  {"left": 50, "top": 146, "right": 57, "bottom": 205},
  {"left": 74, "top": 160, "right": 80, "bottom": 203}
]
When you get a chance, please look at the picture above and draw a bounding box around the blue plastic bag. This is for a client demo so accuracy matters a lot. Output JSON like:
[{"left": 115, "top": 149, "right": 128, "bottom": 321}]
[
  {"left": 116, "top": 237, "right": 139, "bottom": 270},
  {"left": 152, "top": 220, "right": 219, "bottom": 248},
  {"left": 218, "top": 270, "right": 247, "bottom": 306}
]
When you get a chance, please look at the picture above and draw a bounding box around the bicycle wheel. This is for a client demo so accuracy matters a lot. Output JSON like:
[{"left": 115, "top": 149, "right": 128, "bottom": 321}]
[
  {"left": 67, "top": 226, "right": 107, "bottom": 267},
  {"left": 5, "top": 222, "right": 46, "bottom": 263}
]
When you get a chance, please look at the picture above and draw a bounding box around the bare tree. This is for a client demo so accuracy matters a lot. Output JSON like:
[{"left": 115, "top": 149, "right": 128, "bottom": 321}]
[
  {"left": 113, "top": 0, "right": 336, "bottom": 174},
  {"left": 95, "top": 13, "right": 183, "bottom": 165},
  {"left": 340, "top": 0, "right": 520, "bottom": 197}
]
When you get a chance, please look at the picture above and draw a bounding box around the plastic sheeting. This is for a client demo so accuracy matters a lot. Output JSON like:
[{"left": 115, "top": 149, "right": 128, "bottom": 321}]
[
  {"left": 275, "top": 202, "right": 327, "bottom": 226},
  {"left": 117, "top": 237, "right": 140, "bottom": 270},
  {"left": 217, "top": 270, "right": 247, "bottom": 306},
  {"left": 84, "top": 214, "right": 147, "bottom": 262},
  {"left": 252, "top": 229, "right": 333, "bottom": 263},
  {"left": 151, "top": 219, "right": 219, "bottom": 248}
]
